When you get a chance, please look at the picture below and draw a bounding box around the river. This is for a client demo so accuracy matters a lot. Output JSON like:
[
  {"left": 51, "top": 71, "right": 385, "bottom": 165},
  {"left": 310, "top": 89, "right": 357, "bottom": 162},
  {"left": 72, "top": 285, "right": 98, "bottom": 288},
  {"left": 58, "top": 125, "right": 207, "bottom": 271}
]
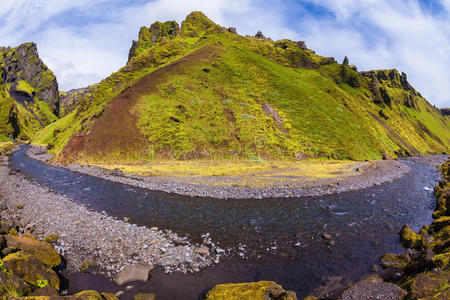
[{"left": 10, "top": 147, "right": 440, "bottom": 299}]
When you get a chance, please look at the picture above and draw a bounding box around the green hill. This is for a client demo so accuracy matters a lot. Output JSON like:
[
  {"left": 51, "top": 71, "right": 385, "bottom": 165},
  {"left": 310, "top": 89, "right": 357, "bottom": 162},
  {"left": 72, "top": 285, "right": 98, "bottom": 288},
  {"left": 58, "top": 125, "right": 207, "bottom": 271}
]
[
  {"left": 33, "top": 12, "right": 449, "bottom": 163},
  {"left": 0, "top": 43, "right": 59, "bottom": 141}
]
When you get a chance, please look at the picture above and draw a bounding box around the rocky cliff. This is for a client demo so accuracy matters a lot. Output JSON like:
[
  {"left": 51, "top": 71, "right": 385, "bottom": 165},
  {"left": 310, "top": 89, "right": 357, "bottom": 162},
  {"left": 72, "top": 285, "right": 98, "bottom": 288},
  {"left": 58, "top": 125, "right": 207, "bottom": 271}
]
[
  {"left": 31, "top": 12, "right": 449, "bottom": 163},
  {"left": 59, "top": 85, "right": 95, "bottom": 117},
  {"left": 0, "top": 43, "right": 59, "bottom": 140}
]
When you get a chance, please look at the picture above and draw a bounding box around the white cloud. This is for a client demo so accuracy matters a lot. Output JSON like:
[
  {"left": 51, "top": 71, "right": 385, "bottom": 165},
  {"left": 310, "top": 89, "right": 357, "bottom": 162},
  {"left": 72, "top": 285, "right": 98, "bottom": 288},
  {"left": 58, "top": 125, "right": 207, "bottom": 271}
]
[
  {"left": 297, "top": 0, "right": 450, "bottom": 107},
  {"left": 0, "top": 0, "right": 448, "bottom": 107}
]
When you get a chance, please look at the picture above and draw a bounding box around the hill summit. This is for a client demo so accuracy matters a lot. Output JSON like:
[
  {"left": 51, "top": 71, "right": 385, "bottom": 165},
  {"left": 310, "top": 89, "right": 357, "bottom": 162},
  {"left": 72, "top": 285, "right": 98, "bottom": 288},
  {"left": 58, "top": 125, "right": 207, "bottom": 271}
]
[{"left": 33, "top": 11, "right": 449, "bottom": 162}]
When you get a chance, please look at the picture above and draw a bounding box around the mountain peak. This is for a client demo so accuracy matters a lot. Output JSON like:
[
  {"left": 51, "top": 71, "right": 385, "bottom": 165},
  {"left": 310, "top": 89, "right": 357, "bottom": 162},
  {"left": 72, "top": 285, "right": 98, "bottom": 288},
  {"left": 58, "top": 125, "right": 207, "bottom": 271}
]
[
  {"left": 181, "top": 11, "right": 220, "bottom": 37},
  {"left": 128, "top": 20, "right": 179, "bottom": 61}
]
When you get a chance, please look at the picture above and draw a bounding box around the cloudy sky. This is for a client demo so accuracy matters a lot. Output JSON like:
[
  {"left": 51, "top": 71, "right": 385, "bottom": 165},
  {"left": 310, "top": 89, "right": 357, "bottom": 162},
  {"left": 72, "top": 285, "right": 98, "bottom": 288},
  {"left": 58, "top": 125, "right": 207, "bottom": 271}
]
[{"left": 0, "top": 0, "right": 449, "bottom": 107}]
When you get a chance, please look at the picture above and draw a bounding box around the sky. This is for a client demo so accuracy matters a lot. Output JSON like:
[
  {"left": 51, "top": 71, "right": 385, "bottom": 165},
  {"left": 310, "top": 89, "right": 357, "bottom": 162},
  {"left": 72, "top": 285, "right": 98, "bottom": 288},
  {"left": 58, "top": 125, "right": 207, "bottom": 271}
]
[{"left": 0, "top": 0, "right": 449, "bottom": 107}]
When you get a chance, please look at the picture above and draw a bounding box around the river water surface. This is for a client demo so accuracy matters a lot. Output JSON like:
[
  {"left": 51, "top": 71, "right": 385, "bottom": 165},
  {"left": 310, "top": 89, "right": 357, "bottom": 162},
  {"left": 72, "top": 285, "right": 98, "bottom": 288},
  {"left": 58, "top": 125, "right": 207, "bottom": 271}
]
[{"left": 10, "top": 147, "right": 441, "bottom": 299}]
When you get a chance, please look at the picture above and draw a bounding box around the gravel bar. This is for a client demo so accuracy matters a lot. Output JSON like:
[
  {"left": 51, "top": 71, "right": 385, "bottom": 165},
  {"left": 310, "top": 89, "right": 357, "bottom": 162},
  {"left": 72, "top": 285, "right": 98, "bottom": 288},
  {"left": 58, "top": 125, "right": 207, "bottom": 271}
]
[
  {"left": 27, "top": 146, "right": 414, "bottom": 200},
  {"left": 0, "top": 155, "right": 222, "bottom": 281}
]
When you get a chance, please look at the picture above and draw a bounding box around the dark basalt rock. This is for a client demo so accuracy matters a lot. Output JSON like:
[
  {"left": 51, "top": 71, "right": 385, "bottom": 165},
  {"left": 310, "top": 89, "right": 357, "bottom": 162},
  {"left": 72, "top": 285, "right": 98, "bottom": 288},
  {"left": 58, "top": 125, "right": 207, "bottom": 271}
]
[
  {"left": 0, "top": 42, "right": 59, "bottom": 116},
  {"left": 440, "top": 108, "right": 450, "bottom": 116},
  {"left": 255, "top": 30, "right": 265, "bottom": 39},
  {"left": 128, "top": 20, "right": 180, "bottom": 62},
  {"left": 296, "top": 41, "right": 307, "bottom": 50},
  {"left": 228, "top": 27, "right": 237, "bottom": 34}
]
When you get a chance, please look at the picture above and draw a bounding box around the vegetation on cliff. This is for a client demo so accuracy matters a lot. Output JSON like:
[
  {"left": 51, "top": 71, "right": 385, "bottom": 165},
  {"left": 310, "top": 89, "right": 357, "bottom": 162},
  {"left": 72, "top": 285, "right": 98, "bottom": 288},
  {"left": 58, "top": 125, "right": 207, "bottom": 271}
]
[
  {"left": 30, "top": 12, "right": 448, "bottom": 165},
  {"left": 0, "top": 43, "right": 59, "bottom": 141}
]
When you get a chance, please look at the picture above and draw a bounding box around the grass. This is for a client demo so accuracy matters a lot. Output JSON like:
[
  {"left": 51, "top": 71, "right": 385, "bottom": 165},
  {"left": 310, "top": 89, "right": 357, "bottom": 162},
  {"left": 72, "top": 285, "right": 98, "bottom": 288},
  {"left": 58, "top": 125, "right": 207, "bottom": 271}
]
[
  {"left": 29, "top": 11, "right": 450, "bottom": 164},
  {"left": 90, "top": 159, "right": 368, "bottom": 187}
]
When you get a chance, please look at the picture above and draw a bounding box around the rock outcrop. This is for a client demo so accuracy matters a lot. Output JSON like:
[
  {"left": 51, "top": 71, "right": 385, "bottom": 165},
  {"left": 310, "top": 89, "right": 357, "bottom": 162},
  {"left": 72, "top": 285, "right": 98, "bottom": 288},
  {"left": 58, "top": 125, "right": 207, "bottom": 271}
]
[
  {"left": 59, "top": 86, "right": 95, "bottom": 117},
  {"left": 34, "top": 11, "right": 448, "bottom": 164},
  {"left": 128, "top": 21, "right": 180, "bottom": 62},
  {"left": 0, "top": 221, "right": 122, "bottom": 299},
  {"left": 339, "top": 274, "right": 406, "bottom": 300},
  {"left": 205, "top": 281, "right": 297, "bottom": 300},
  {"left": 361, "top": 69, "right": 418, "bottom": 108},
  {"left": 0, "top": 43, "right": 59, "bottom": 115},
  {"left": 0, "top": 43, "right": 59, "bottom": 140}
]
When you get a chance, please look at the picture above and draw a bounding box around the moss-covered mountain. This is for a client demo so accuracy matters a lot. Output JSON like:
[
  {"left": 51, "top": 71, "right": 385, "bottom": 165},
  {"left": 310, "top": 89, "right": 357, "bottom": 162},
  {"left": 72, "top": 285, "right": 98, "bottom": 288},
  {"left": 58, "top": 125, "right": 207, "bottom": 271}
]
[
  {"left": 59, "top": 85, "right": 96, "bottom": 117},
  {"left": 33, "top": 12, "right": 449, "bottom": 163},
  {"left": 0, "top": 43, "right": 59, "bottom": 141}
]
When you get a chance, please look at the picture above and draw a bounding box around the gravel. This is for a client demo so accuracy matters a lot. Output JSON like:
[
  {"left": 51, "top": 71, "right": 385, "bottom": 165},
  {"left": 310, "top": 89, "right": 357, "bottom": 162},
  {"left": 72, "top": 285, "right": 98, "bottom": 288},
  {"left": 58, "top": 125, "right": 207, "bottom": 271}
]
[
  {"left": 0, "top": 155, "right": 220, "bottom": 281},
  {"left": 27, "top": 146, "right": 414, "bottom": 200}
]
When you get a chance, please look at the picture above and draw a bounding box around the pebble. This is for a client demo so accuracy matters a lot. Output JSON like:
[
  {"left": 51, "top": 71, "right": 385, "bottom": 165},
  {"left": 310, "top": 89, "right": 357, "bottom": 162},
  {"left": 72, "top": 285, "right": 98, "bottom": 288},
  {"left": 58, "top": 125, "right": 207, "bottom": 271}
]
[
  {"left": 26, "top": 146, "right": 414, "bottom": 200},
  {"left": 322, "top": 233, "right": 332, "bottom": 240},
  {"left": 0, "top": 156, "right": 216, "bottom": 279}
]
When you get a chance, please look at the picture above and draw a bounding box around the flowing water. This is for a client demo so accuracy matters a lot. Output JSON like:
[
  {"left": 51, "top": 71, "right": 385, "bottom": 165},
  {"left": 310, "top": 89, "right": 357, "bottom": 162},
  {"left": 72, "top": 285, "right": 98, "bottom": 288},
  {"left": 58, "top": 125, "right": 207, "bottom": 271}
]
[{"left": 10, "top": 147, "right": 441, "bottom": 299}]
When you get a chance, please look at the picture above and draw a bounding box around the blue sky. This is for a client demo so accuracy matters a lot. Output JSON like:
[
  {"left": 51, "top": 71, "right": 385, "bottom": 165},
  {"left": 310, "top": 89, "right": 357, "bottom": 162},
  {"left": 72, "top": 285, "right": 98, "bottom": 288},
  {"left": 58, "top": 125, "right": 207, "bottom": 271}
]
[{"left": 0, "top": 0, "right": 449, "bottom": 107}]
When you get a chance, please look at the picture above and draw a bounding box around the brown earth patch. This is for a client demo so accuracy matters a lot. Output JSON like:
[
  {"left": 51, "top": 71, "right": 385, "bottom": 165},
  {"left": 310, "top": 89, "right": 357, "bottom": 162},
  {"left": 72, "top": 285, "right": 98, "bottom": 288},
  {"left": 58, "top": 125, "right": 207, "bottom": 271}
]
[
  {"left": 260, "top": 102, "right": 288, "bottom": 134},
  {"left": 60, "top": 44, "right": 223, "bottom": 162}
]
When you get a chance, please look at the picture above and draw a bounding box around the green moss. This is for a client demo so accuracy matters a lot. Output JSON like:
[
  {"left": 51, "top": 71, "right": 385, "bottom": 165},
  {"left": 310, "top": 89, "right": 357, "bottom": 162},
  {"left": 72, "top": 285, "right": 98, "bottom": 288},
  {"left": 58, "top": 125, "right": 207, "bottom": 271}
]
[
  {"left": 400, "top": 225, "right": 422, "bottom": 249},
  {"left": 15, "top": 80, "right": 35, "bottom": 95},
  {"left": 432, "top": 252, "right": 450, "bottom": 269},
  {"left": 380, "top": 253, "right": 411, "bottom": 269},
  {"left": 43, "top": 234, "right": 58, "bottom": 243},
  {"left": 73, "top": 290, "right": 104, "bottom": 300},
  {"left": 205, "top": 281, "right": 297, "bottom": 300},
  {"left": 1, "top": 251, "right": 59, "bottom": 290},
  {"left": 30, "top": 12, "right": 449, "bottom": 163}
]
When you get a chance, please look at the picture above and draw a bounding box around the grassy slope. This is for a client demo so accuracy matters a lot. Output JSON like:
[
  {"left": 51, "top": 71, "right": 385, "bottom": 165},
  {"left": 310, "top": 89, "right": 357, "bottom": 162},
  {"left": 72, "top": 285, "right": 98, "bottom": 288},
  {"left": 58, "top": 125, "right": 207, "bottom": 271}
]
[{"left": 33, "top": 12, "right": 449, "bottom": 164}]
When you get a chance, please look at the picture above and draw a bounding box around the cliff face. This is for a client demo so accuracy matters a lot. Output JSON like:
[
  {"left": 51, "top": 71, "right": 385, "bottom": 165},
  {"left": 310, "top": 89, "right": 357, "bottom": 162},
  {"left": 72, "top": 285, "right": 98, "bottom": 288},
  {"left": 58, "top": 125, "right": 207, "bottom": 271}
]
[
  {"left": 59, "top": 86, "right": 96, "bottom": 117},
  {"left": 31, "top": 12, "right": 449, "bottom": 162},
  {"left": 0, "top": 43, "right": 59, "bottom": 140}
]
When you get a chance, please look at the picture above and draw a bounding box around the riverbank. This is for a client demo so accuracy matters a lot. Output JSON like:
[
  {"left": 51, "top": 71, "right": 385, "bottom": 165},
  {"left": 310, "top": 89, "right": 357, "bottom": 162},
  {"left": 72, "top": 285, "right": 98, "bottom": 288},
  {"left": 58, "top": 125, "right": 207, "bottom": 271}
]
[
  {"left": 27, "top": 146, "right": 412, "bottom": 199},
  {"left": 331, "top": 157, "right": 450, "bottom": 300},
  {"left": 0, "top": 153, "right": 221, "bottom": 283},
  {"left": 4, "top": 145, "right": 449, "bottom": 299}
]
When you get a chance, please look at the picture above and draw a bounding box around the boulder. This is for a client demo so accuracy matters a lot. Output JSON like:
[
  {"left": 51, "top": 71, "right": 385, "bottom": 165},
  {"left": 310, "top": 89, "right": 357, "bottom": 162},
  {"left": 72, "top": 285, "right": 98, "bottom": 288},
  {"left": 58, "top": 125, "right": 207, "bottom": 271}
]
[
  {"left": 32, "top": 286, "right": 60, "bottom": 296},
  {"left": 43, "top": 234, "right": 59, "bottom": 243},
  {"left": 400, "top": 225, "right": 421, "bottom": 249},
  {"left": 0, "top": 271, "right": 32, "bottom": 296},
  {"left": 72, "top": 290, "right": 104, "bottom": 300},
  {"left": 205, "top": 281, "right": 297, "bottom": 300},
  {"left": 339, "top": 274, "right": 406, "bottom": 300},
  {"left": 115, "top": 262, "right": 153, "bottom": 285},
  {"left": 101, "top": 293, "right": 119, "bottom": 300},
  {"left": 5, "top": 235, "right": 61, "bottom": 267},
  {"left": 194, "top": 246, "right": 209, "bottom": 255},
  {"left": 228, "top": 27, "right": 237, "bottom": 34},
  {"left": 2, "top": 251, "right": 60, "bottom": 289},
  {"left": 380, "top": 253, "right": 410, "bottom": 269},
  {"left": 407, "top": 272, "right": 450, "bottom": 299},
  {"left": 430, "top": 216, "right": 450, "bottom": 232},
  {"left": 0, "top": 220, "right": 14, "bottom": 234},
  {"left": 431, "top": 251, "right": 450, "bottom": 269},
  {"left": 133, "top": 293, "right": 156, "bottom": 300}
]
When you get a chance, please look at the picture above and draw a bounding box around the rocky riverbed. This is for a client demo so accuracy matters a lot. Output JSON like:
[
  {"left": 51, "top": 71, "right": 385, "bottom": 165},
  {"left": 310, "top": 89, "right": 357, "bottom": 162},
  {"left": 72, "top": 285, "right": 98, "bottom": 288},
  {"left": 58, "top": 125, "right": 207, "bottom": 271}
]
[
  {"left": 0, "top": 154, "right": 221, "bottom": 283},
  {"left": 27, "top": 146, "right": 412, "bottom": 199}
]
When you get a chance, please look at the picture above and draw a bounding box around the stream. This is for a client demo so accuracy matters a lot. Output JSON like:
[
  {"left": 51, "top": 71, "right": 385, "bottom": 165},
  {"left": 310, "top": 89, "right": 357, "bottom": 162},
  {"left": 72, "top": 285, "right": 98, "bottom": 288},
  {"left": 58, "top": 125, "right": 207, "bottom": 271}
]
[{"left": 10, "top": 147, "right": 441, "bottom": 299}]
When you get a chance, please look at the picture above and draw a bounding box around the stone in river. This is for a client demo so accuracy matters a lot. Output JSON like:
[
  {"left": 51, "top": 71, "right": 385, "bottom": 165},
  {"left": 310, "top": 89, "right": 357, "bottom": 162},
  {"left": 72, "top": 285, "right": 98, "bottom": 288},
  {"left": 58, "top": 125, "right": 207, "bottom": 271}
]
[
  {"left": 339, "top": 274, "right": 406, "bottom": 300},
  {"left": 194, "top": 246, "right": 210, "bottom": 255},
  {"left": 116, "top": 262, "right": 153, "bottom": 285}
]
